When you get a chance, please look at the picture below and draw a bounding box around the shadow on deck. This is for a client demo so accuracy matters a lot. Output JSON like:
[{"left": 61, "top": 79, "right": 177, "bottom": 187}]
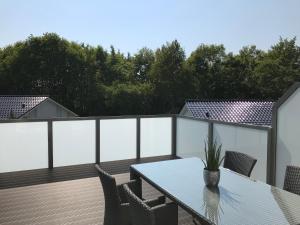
[{"left": 0, "top": 156, "right": 175, "bottom": 189}]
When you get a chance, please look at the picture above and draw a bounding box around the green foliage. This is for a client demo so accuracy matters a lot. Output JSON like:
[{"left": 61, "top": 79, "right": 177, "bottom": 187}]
[
  {"left": 103, "top": 83, "right": 153, "bottom": 115},
  {"left": 0, "top": 33, "right": 100, "bottom": 115},
  {"left": 202, "top": 139, "right": 224, "bottom": 171},
  {"left": 0, "top": 34, "right": 299, "bottom": 116},
  {"left": 254, "top": 38, "right": 300, "bottom": 99},
  {"left": 103, "top": 46, "right": 133, "bottom": 84},
  {"left": 186, "top": 44, "right": 226, "bottom": 98},
  {"left": 132, "top": 48, "right": 154, "bottom": 83},
  {"left": 150, "top": 40, "right": 187, "bottom": 113}
]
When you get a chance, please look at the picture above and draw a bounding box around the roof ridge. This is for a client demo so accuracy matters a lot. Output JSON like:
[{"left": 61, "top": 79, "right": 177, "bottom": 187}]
[
  {"left": 0, "top": 96, "right": 49, "bottom": 119},
  {"left": 0, "top": 95, "right": 49, "bottom": 97},
  {"left": 185, "top": 99, "right": 275, "bottom": 103},
  {"left": 184, "top": 100, "right": 274, "bottom": 126}
]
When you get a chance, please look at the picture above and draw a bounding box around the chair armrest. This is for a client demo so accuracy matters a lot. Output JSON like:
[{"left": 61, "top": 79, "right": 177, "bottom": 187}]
[
  {"left": 126, "top": 179, "right": 140, "bottom": 196},
  {"left": 144, "top": 196, "right": 166, "bottom": 207},
  {"left": 117, "top": 180, "right": 139, "bottom": 203},
  {"left": 152, "top": 202, "right": 178, "bottom": 225},
  {"left": 119, "top": 181, "right": 166, "bottom": 206}
]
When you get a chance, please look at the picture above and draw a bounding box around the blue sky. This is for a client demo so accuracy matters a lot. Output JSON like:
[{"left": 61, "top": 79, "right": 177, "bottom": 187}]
[{"left": 0, "top": 0, "right": 300, "bottom": 55}]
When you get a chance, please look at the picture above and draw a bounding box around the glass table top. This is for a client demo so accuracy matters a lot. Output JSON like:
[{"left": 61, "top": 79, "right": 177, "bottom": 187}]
[{"left": 131, "top": 157, "right": 300, "bottom": 225}]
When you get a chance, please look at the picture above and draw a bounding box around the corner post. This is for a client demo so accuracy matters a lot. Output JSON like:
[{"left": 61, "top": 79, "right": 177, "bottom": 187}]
[{"left": 266, "top": 128, "right": 275, "bottom": 185}]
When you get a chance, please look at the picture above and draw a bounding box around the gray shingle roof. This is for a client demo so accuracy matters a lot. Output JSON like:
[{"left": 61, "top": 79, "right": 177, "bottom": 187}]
[
  {"left": 0, "top": 96, "right": 48, "bottom": 119},
  {"left": 184, "top": 100, "right": 275, "bottom": 126}
]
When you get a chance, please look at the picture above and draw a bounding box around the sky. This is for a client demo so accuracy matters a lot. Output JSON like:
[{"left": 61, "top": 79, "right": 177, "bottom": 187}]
[{"left": 0, "top": 0, "right": 300, "bottom": 56}]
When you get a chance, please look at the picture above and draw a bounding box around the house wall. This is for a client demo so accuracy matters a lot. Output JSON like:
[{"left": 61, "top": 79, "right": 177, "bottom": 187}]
[
  {"left": 276, "top": 87, "right": 300, "bottom": 188},
  {"left": 22, "top": 100, "right": 75, "bottom": 119},
  {"left": 179, "top": 105, "right": 193, "bottom": 117}
]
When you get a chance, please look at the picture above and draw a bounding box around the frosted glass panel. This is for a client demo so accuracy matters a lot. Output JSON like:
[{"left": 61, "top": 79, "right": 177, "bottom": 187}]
[
  {"left": 100, "top": 119, "right": 136, "bottom": 162},
  {"left": 214, "top": 124, "right": 268, "bottom": 182},
  {"left": 141, "top": 117, "right": 172, "bottom": 157},
  {"left": 53, "top": 120, "right": 95, "bottom": 167},
  {"left": 0, "top": 122, "right": 48, "bottom": 173},
  {"left": 177, "top": 118, "right": 208, "bottom": 159}
]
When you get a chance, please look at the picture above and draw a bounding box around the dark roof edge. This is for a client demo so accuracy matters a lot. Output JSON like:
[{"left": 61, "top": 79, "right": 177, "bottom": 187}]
[
  {"left": 17, "top": 98, "right": 49, "bottom": 118},
  {"left": 178, "top": 115, "right": 271, "bottom": 130},
  {"left": 185, "top": 99, "right": 275, "bottom": 103},
  {"left": 273, "top": 82, "right": 300, "bottom": 110},
  {"left": 46, "top": 98, "right": 78, "bottom": 117},
  {"left": 0, "top": 95, "right": 50, "bottom": 97},
  {"left": 19, "top": 98, "right": 78, "bottom": 118}
]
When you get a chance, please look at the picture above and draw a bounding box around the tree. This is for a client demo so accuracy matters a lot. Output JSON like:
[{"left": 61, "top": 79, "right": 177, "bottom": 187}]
[
  {"left": 0, "top": 33, "right": 99, "bottom": 115},
  {"left": 103, "top": 83, "right": 153, "bottom": 115},
  {"left": 220, "top": 46, "right": 263, "bottom": 99},
  {"left": 150, "top": 40, "right": 187, "bottom": 113},
  {"left": 132, "top": 48, "right": 155, "bottom": 83},
  {"left": 186, "top": 44, "right": 225, "bottom": 99},
  {"left": 1, "top": 34, "right": 299, "bottom": 116},
  {"left": 254, "top": 38, "right": 300, "bottom": 99},
  {"left": 103, "top": 46, "right": 133, "bottom": 84}
]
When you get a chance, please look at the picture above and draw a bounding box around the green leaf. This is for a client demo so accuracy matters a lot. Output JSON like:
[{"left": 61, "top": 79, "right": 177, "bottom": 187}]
[{"left": 202, "top": 138, "right": 223, "bottom": 171}]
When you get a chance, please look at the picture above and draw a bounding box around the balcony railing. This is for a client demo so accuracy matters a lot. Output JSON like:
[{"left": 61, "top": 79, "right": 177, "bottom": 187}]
[{"left": 0, "top": 114, "right": 272, "bottom": 186}]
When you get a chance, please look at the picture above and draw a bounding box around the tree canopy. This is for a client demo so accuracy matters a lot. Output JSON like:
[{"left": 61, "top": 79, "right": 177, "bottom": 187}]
[{"left": 0, "top": 33, "right": 299, "bottom": 116}]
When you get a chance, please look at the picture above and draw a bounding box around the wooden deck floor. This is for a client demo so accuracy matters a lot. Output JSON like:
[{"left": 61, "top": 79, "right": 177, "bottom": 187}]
[{"left": 0, "top": 173, "right": 194, "bottom": 225}]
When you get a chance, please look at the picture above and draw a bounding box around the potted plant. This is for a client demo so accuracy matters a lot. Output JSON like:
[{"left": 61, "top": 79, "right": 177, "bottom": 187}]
[{"left": 202, "top": 139, "right": 224, "bottom": 187}]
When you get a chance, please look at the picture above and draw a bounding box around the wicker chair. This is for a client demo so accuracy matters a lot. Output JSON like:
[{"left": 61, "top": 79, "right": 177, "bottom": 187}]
[
  {"left": 283, "top": 165, "right": 300, "bottom": 195},
  {"left": 193, "top": 219, "right": 202, "bottom": 225},
  {"left": 95, "top": 165, "right": 165, "bottom": 225},
  {"left": 223, "top": 151, "right": 257, "bottom": 177},
  {"left": 123, "top": 183, "right": 178, "bottom": 225}
]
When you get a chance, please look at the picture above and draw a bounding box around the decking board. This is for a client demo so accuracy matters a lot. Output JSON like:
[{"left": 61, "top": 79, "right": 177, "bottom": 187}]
[{"left": 0, "top": 173, "right": 194, "bottom": 225}]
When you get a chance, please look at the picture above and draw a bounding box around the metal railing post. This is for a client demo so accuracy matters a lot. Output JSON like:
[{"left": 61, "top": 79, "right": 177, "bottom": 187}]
[
  {"left": 172, "top": 115, "right": 177, "bottom": 157},
  {"left": 96, "top": 119, "right": 100, "bottom": 164},
  {"left": 47, "top": 120, "right": 53, "bottom": 169},
  {"left": 208, "top": 122, "right": 214, "bottom": 146},
  {"left": 136, "top": 117, "right": 141, "bottom": 160}
]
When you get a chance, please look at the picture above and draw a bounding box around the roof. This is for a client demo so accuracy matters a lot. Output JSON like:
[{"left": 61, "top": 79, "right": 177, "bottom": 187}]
[
  {"left": 0, "top": 96, "right": 48, "bottom": 119},
  {"left": 183, "top": 100, "right": 275, "bottom": 126}
]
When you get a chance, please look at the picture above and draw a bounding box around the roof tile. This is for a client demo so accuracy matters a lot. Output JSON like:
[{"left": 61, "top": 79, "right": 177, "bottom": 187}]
[
  {"left": 185, "top": 100, "right": 274, "bottom": 126},
  {"left": 0, "top": 96, "right": 48, "bottom": 119}
]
